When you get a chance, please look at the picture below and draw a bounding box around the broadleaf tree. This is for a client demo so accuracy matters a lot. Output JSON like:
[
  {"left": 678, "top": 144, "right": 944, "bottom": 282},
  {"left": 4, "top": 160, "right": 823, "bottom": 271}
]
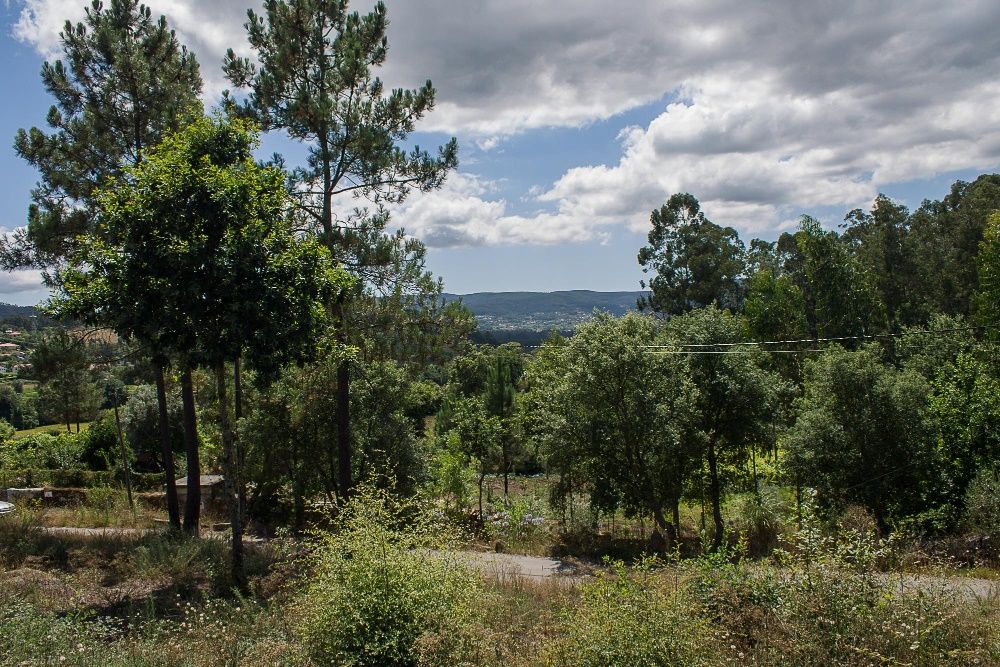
[{"left": 55, "top": 117, "right": 348, "bottom": 582}]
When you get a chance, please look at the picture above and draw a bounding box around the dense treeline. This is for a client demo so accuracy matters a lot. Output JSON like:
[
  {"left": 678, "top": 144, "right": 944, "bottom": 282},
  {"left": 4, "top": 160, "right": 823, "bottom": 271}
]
[
  {"left": 425, "top": 180, "right": 1000, "bottom": 549},
  {"left": 1, "top": 0, "right": 999, "bottom": 601}
]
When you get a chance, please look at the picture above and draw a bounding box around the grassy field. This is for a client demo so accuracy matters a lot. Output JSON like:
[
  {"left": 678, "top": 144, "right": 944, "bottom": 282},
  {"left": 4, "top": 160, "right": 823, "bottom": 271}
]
[{"left": 15, "top": 420, "right": 92, "bottom": 438}]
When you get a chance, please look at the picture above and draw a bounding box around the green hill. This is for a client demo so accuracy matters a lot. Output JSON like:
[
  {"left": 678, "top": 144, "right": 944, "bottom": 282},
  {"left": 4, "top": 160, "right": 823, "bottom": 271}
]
[{"left": 442, "top": 290, "right": 646, "bottom": 331}]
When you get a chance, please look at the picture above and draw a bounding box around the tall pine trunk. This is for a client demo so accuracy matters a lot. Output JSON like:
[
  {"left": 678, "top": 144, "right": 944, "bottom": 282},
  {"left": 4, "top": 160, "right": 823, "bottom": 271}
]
[
  {"left": 155, "top": 363, "right": 180, "bottom": 528},
  {"left": 233, "top": 357, "right": 246, "bottom": 524},
  {"left": 707, "top": 439, "right": 724, "bottom": 551},
  {"left": 180, "top": 368, "right": 201, "bottom": 534},
  {"left": 215, "top": 362, "right": 245, "bottom": 589},
  {"left": 333, "top": 296, "right": 352, "bottom": 499},
  {"left": 113, "top": 403, "right": 134, "bottom": 513}
]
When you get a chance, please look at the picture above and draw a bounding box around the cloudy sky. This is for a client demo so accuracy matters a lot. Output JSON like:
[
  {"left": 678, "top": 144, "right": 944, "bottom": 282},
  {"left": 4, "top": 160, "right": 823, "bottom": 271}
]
[{"left": 2, "top": 0, "right": 1000, "bottom": 305}]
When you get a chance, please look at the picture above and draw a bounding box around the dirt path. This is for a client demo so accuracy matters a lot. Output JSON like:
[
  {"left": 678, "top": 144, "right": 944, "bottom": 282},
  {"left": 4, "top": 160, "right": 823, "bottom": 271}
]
[
  {"left": 462, "top": 551, "right": 1000, "bottom": 600},
  {"left": 37, "top": 526, "right": 1000, "bottom": 599}
]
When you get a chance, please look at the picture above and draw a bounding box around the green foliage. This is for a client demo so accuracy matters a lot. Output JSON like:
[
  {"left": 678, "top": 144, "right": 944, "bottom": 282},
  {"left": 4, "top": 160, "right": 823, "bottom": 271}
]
[
  {"left": 693, "top": 502, "right": 993, "bottom": 666},
  {"left": 795, "top": 215, "right": 883, "bottom": 339},
  {"left": 30, "top": 329, "right": 101, "bottom": 430},
  {"left": 529, "top": 313, "right": 699, "bottom": 544},
  {"left": 0, "top": 468, "right": 164, "bottom": 491},
  {"left": 976, "top": 211, "right": 1000, "bottom": 328},
  {"left": 913, "top": 174, "right": 1000, "bottom": 316},
  {"left": 786, "top": 346, "right": 939, "bottom": 530},
  {"left": 963, "top": 465, "right": 1000, "bottom": 534},
  {"left": 5, "top": 0, "right": 202, "bottom": 269},
  {"left": 121, "top": 384, "right": 184, "bottom": 460},
  {"left": 550, "top": 558, "right": 713, "bottom": 667},
  {"left": 426, "top": 434, "right": 476, "bottom": 511},
  {"left": 223, "top": 0, "right": 457, "bottom": 214},
  {"left": 77, "top": 413, "right": 119, "bottom": 471},
  {"left": 0, "top": 382, "right": 38, "bottom": 430},
  {"left": 351, "top": 360, "right": 427, "bottom": 494},
  {"left": 297, "top": 488, "right": 483, "bottom": 667},
  {"left": 0, "top": 432, "right": 84, "bottom": 470},
  {"left": 638, "top": 193, "right": 746, "bottom": 314},
  {"left": 668, "top": 305, "right": 780, "bottom": 548},
  {"left": 54, "top": 115, "right": 344, "bottom": 374}
]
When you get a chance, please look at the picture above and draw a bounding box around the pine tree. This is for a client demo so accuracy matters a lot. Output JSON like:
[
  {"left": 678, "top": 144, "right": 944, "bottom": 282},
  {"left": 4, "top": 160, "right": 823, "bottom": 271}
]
[
  {"left": 7, "top": 0, "right": 202, "bottom": 530},
  {"left": 224, "top": 0, "right": 458, "bottom": 497}
]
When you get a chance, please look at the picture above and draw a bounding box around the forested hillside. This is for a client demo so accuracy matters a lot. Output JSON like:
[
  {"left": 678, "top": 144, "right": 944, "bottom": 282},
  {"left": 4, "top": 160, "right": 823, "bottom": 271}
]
[
  {"left": 0, "top": 302, "right": 36, "bottom": 320},
  {"left": 442, "top": 290, "right": 645, "bottom": 330}
]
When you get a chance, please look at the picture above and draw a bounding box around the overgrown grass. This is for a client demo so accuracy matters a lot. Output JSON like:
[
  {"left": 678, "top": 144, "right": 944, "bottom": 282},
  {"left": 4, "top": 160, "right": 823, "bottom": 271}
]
[
  {"left": 3, "top": 490, "right": 999, "bottom": 667},
  {"left": 14, "top": 420, "right": 92, "bottom": 438}
]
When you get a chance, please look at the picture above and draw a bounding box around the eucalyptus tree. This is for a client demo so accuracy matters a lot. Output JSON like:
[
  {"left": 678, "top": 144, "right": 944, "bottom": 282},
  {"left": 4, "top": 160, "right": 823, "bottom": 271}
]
[
  {"left": 638, "top": 193, "right": 746, "bottom": 315},
  {"left": 223, "top": 0, "right": 458, "bottom": 496},
  {"left": 8, "top": 0, "right": 202, "bottom": 528},
  {"left": 912, "top": 174, "right": 1000, "bottom": 317},
  {"left": 794, "top": 216, "right": 882, "bottom": 340},
  {"left": 843, "top": 195, "right": 921, "bottom": 331},
  {"left": 56, "top": 118, "right": 346, "bottom": 581}
]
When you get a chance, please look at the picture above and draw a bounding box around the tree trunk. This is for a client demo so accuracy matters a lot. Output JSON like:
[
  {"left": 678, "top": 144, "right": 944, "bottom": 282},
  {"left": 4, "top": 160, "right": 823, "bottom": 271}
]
[
  {"left": 216, "top": 362, "right": 245, "bottom": 590},
  {"left": 155, "top": 364, "right": 180, "bottom": 529},
  {"left": 180, "top": 368, "right": 201, "bottom": 535},
  {"left": 233, "top": 357, "right": 247, "bottom": 527},
  {"left": 707, "top": 439, "right": 724, "bottom": 552},
  {"left": 651, "top": 507, "right": 676, "bottom": 552},
  {"left": 672, "top": 497, "right": 681, "bottom": 544},
  {"left": 478, "top": 469, "right": 486, "bottom": 519},
  {"left": 113, "top": 403, "right": 134, "bottom": 513},
  {"left": 334, "top": 297, "right": 352, "bottom": 499}
]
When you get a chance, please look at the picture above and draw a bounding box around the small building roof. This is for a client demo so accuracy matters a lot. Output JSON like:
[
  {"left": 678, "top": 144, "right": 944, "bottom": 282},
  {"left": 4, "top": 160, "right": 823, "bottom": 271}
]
[{"left": 174, "top": 475, "right": 224, "bottom": 487}]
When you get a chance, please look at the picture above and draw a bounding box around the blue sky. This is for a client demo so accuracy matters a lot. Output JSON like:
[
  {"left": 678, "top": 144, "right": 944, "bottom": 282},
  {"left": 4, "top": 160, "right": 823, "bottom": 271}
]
[{"left": 3, "top": 0, "right": 1000, "bottom": 306}]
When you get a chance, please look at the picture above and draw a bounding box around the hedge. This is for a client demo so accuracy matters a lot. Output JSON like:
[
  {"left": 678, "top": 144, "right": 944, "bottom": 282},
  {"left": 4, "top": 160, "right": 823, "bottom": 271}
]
[{"left": 0, "top": 469, "right": 166, "bottom": 492}]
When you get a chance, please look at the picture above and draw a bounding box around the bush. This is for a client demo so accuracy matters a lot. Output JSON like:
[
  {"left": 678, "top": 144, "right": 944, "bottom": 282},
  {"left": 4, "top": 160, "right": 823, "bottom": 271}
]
[
  {"left": 0, "top": 432, "right": 84, "bottom": 470},
  {"left": 689, "top": 501, "right": 1000, "bottom": 665},
  {"left": 77, "top": 413, "right": 119, "bottom": 471},
  {"left": 549, "top": 557, "right": 714, "bottom": 667},
  {"left": 296, "top": 488, "right": 484, "bottom": 667},
  {"left": 731, "top": 488, "right": 790, "bottom": 555},
  {"left": 0, "top": 468, "right": 165, "bottom": 490},
  {"left": 963, "top": 465, "right": 1000, "bottom": 534}
]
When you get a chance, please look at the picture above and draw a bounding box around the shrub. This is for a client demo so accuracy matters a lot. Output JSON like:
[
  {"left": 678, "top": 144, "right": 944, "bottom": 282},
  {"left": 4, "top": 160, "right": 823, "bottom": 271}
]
[
  {"left": 0, "top": 468, "right": 164, "bottom": 490},
  {"left": 77, "top": 413, "right": 119, "bottom": 471},
  {"left": 689, "top": 500, "right": 1000, "bottom": 665},
  {"left": 963, "top": 464, "right": 1000, "bottom": 534},
  {"left": 731, "top": 487, "right": 790, "bottom": 555},
  {"left": 0, "top": 431, "right": 84, "bottom": 470},
  {"left": 548, "top": 557, "right": 714, "bottom": 667},
  {"left": 296, "top": 488, "right": 484, "bottom": 667}
]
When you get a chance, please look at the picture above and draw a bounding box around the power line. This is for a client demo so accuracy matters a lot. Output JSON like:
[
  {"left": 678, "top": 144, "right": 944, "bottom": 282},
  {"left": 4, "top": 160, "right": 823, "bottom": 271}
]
[
  {"left": 647, "top": 349, "right": 824, "bottom": 355},
  {"left": 641, "top": 323, "right": 996, "bottom": 349}
]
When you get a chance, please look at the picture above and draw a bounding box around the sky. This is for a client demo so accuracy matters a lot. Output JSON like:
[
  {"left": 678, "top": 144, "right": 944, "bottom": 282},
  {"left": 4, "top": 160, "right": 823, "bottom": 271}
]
[{"left": 2, "top": 0, "right": 1000, "bottom": 306}]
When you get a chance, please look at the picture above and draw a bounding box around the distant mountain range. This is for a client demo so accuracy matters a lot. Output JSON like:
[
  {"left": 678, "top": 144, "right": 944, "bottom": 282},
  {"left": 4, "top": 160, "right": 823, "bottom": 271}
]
[
  {"left": 0, "top": 303, "right": 38, "bottom": 320},
  {"left": 442, "top": 290, "right": 646, "bottom": 332}
]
